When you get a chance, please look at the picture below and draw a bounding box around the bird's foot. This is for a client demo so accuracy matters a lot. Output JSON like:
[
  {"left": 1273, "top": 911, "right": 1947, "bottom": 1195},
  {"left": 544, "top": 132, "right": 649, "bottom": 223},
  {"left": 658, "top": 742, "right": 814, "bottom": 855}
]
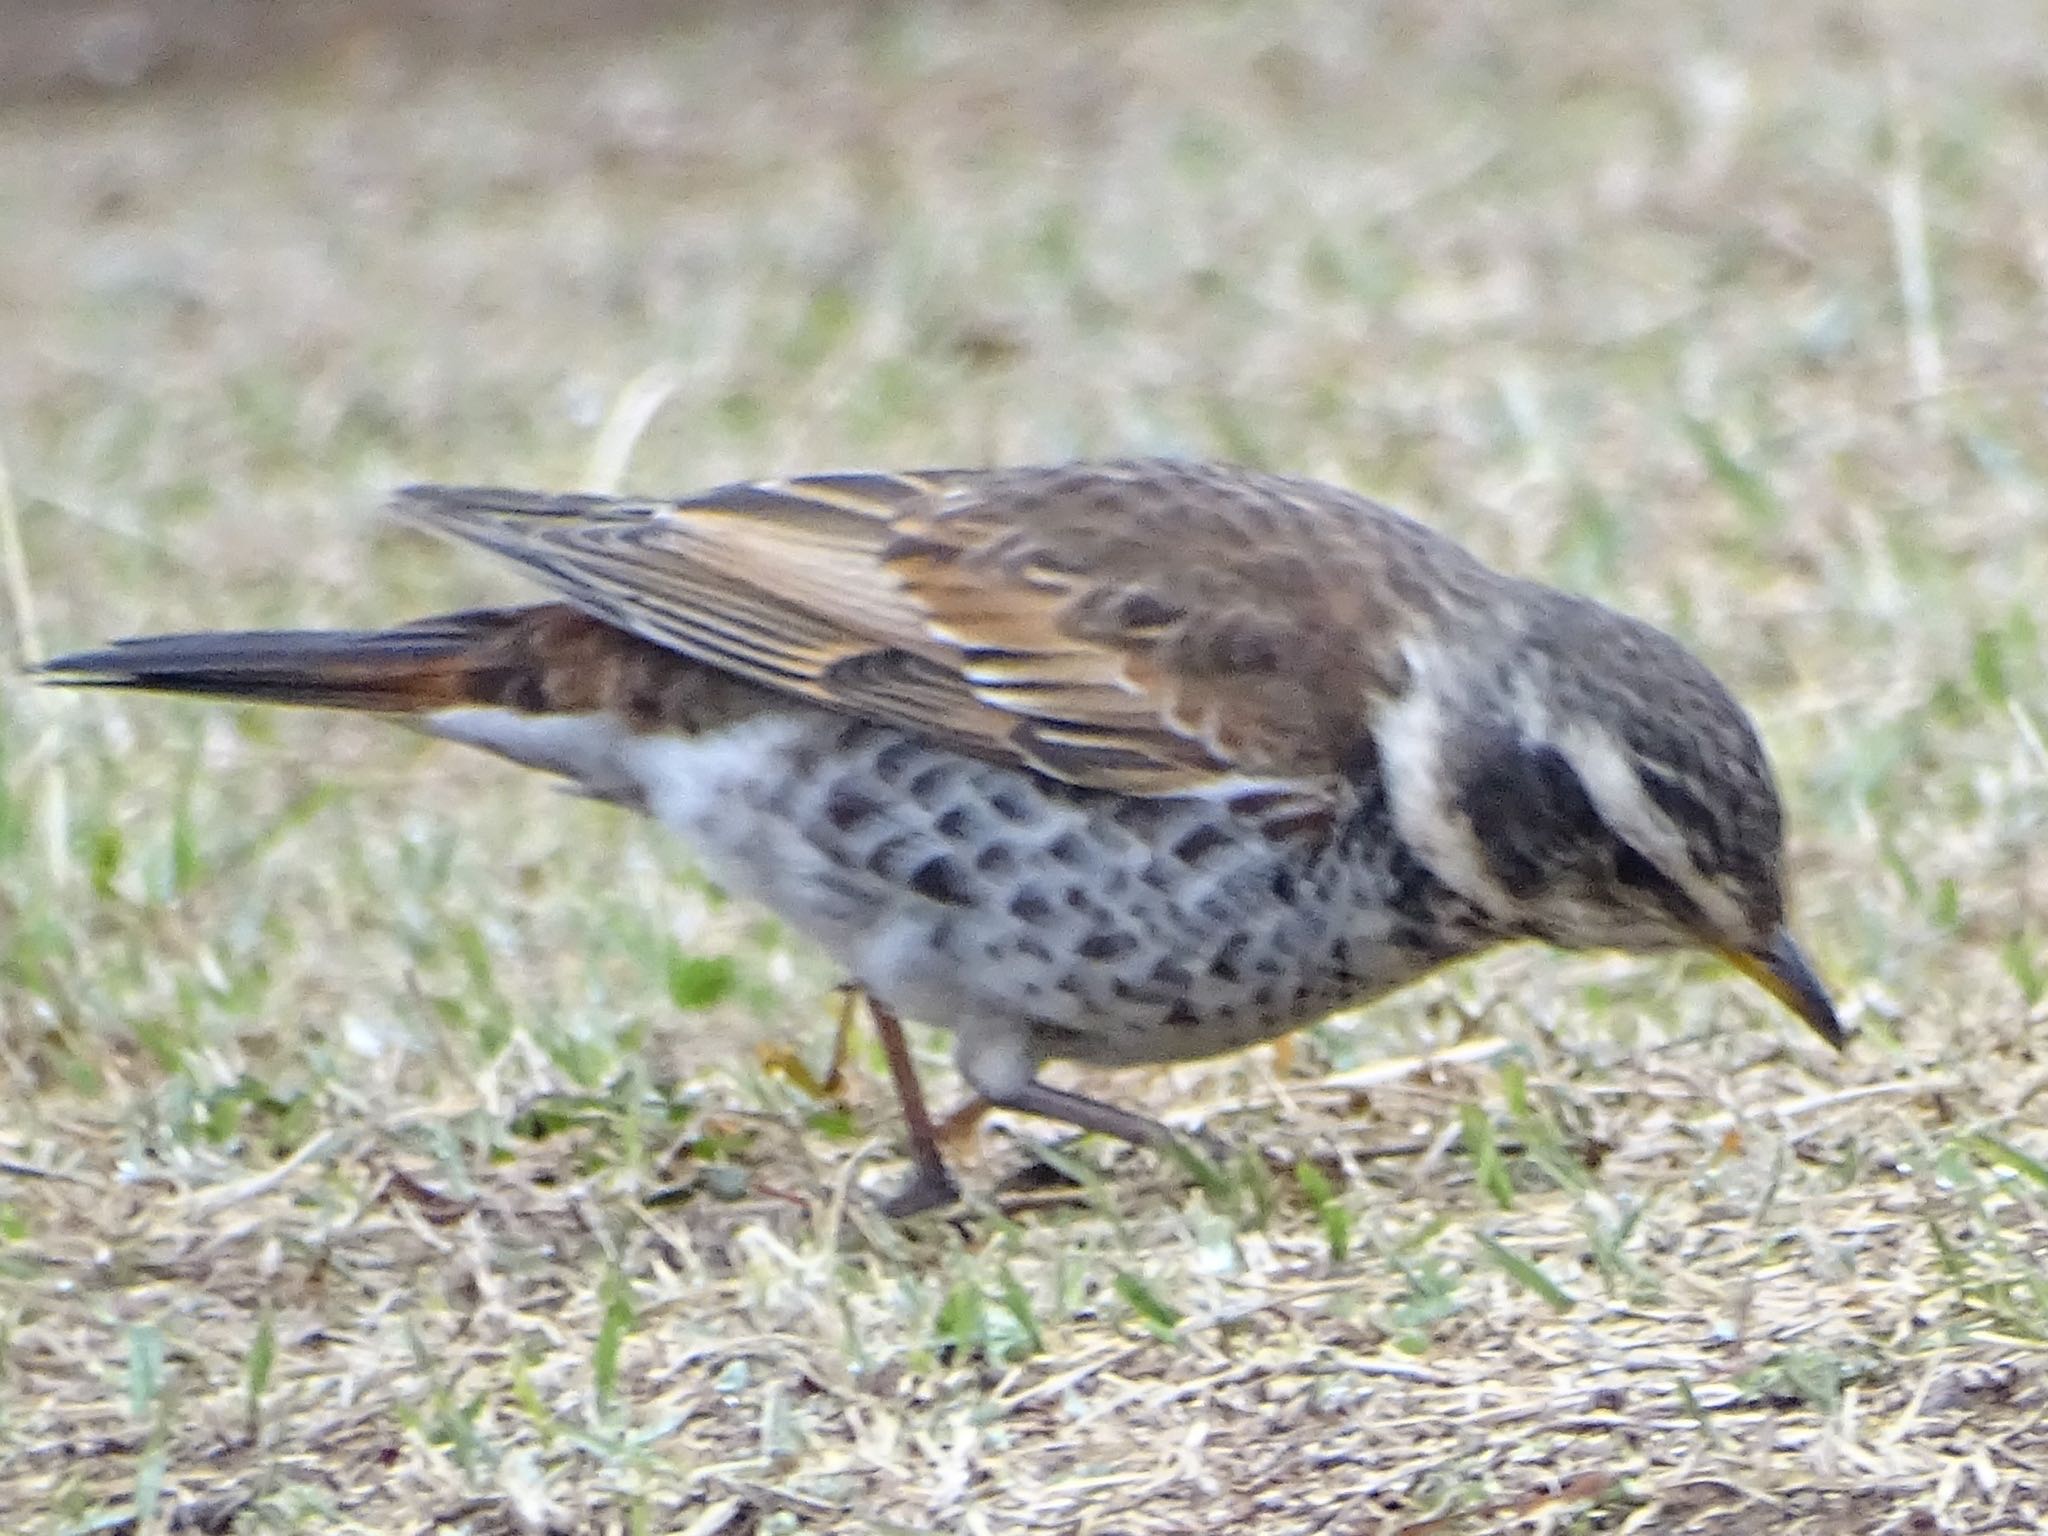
[
  {"left": 756, "top": 1043, "right": 846, "bottom": 1101},
  {"left": 755, "top": 986, "right": 860, "bottom": 1100},
  {"left": 881, "top": 1161, "right": 963, "bottom": 1219}
]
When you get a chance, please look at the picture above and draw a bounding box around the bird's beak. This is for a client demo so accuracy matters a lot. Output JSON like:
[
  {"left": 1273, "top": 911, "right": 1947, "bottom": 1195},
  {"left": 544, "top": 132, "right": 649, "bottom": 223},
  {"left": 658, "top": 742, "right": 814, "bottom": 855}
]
[{"left": 1720, "top": 929, "right": 1845, "bottom": 1049}]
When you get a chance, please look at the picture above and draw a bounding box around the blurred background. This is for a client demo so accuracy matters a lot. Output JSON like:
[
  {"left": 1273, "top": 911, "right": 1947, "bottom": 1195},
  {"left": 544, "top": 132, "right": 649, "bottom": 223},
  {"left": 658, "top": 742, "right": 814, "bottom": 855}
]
[
  {"left": 3, "top": 2, "right": 2046, "bottom": 1530},
  {"left": 2, "top": 0, "right": 678, "bottom": 103}
]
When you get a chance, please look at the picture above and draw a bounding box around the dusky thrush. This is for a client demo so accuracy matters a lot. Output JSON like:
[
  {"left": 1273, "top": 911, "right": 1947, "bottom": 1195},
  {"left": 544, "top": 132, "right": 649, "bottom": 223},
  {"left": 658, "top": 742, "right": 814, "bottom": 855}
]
[{"left": 45, "top": 459, "right": 1842, "bottom": 1214}]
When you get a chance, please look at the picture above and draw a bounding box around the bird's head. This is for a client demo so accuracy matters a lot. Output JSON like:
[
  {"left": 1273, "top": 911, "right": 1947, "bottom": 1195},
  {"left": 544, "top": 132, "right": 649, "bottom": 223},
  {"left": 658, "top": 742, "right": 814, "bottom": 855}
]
[{"left": 1381, "top": 591, "right": 1842, "bottom": 1048}]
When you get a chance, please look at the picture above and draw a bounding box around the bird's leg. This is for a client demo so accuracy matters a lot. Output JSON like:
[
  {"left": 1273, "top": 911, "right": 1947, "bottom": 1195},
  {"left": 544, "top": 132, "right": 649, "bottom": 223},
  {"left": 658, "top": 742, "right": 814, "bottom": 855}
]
[
  {"left": 867, "top": 997, "right": 962, "bottom": 1218},
  {"left": 756, "top": 984, "right": 857, "bottom": 1100}
]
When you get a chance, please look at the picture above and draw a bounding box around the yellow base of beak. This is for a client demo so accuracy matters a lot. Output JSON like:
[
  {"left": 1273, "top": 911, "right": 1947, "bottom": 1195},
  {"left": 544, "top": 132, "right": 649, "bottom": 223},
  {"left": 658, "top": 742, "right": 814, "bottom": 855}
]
[{"left": 1721, "top": 930, "right": 1843, "bottom": 1049}]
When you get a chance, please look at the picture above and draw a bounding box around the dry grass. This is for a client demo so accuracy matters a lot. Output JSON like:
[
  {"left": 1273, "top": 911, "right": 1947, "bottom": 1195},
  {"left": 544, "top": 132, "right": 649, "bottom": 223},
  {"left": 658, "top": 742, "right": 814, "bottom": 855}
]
[{"left": 4, "top": 2, "right": 2048, "bottom": 1531}]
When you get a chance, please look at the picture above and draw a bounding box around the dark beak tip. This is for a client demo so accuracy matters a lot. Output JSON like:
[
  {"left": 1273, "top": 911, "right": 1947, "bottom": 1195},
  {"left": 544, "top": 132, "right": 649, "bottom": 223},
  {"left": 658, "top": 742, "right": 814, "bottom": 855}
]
[{"left": 1764, "top": 930, "right": 1847, "bottom": 1053}]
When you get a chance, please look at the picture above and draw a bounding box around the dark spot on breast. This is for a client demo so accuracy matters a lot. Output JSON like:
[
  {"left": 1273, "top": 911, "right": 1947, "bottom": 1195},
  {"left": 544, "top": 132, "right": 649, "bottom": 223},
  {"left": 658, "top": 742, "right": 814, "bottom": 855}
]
[
  {"left": 873, "top": 738, "right": 921, "bottom": 781},
  {"left": 1270, "top": 867, "right": 1298, "bottom": 902},
  {"left": 825, "top": 785, "right": 885, "bottom": 832},
  {"left": 1078, "top": 931, "right": 1137, "bottom": 961},
  {"left": 909, "top": 855, "right": 975, "bottom": 906},
  {"left": 1138, "top": 857, "right": 1178, "bottom": 893},
  {"left": 1172, "top": 822, "right": 1233, "bottom": 866},
  {"left": 1209, "top": 933, "right": 1250, "bottom": 984},
  {"left": 988, "top": 788, "right": 1033, "bottom": 823},
  {"left": 1010, "top": 889, "right": 1053, "bottom": 924},
  {"left": 935, "top": 806, "right": 973, "bottom": 838},
  {"left": 908, "top": 765, "right": 954, "bottom": 800},
  {"left": 1048, "top": 831, "right": 1088, "bottom": 865},
  {"left": 1149, "top": 957, "right": 1192, "bottom": 992},
  {"left": 1163, "top": 1000, "right": 1201, "bottom": 1028},
  {"left": 1017, "top": 937, "right": 1053, "bottom": 964},
  {"left": 976, "top": 844, "right": 1017, "bottom": 876},
  {"left": 865, "top": 834, "right": 914, "bottom": 875}
]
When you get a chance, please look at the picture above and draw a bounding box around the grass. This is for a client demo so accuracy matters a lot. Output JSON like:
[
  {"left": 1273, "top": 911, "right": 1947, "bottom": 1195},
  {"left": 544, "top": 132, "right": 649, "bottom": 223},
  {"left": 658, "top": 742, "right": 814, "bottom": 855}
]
[{"left": 3, "top": 0, "right": 2047, "bottom": 1530}]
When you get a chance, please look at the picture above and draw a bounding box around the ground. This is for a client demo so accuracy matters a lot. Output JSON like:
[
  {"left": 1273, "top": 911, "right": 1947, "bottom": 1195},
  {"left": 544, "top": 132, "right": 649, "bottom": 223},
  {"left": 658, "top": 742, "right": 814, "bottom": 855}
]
[{"left": 2, "top": 1, "right": 2046, "bottom": 1531}]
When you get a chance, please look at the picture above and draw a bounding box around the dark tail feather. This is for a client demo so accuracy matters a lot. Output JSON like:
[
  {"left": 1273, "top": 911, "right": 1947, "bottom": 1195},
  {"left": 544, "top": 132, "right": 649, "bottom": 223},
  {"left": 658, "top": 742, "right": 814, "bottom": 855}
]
[{"left": 37, "top": 609, "right": 533, "bottom": 713}]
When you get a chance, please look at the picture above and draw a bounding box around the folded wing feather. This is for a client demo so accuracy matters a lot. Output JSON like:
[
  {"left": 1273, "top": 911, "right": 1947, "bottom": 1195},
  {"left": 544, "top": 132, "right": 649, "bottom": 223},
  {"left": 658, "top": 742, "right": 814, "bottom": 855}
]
[{"left": 392, "top": 462, "right": 1412, "bottom": 816}]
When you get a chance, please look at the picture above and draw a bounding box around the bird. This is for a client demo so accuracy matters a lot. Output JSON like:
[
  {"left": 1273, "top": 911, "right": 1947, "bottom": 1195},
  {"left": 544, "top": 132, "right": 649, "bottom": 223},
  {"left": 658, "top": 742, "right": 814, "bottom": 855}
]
[{"left": 41, "top": 459, "right": 1843, "bottom": 1215}]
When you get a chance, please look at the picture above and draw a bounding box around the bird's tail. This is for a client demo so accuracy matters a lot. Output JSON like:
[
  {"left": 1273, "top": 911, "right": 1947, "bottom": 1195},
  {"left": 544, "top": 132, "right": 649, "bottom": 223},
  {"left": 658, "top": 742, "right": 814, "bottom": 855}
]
[
  {"left": 40, "top": 603, "right": 773, "bottom": 802},
  {"left": 37, "top": 608, "right": 546, "bottom": 713}
]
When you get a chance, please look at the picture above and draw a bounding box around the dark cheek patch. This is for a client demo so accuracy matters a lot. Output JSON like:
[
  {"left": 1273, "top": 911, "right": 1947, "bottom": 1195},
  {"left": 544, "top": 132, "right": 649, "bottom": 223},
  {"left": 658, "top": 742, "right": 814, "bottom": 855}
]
[{"left": 1457, "top": 729, "right": 1603, "bottom": 898}]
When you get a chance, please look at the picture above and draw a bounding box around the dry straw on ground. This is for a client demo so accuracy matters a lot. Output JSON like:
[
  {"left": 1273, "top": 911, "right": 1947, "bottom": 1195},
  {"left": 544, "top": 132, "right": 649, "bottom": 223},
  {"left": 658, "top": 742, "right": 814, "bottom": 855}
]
[{"left": 3, "top": 1, "right": 2046, "bottom": 1531}]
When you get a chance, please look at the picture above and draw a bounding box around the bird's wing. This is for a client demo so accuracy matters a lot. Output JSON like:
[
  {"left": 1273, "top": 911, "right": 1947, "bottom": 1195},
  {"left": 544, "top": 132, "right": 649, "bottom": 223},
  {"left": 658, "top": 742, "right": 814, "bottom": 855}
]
[{"left": 395, "top": 460, "right": 1466, "bottom": 819}]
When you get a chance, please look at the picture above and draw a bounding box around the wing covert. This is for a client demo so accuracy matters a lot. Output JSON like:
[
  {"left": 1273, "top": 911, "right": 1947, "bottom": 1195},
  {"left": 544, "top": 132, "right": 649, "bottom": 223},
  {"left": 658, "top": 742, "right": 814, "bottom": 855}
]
[{"left": 393, "top": 460, "right": 1479, "bottom": 816}]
